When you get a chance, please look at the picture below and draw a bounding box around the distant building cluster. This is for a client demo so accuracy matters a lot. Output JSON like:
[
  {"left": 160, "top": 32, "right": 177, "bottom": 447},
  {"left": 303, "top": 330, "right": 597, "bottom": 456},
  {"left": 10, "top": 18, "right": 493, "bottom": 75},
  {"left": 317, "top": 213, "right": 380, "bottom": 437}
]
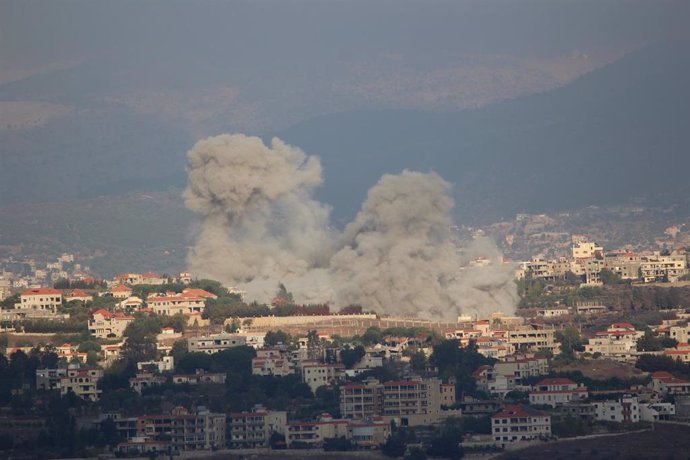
[{"left": 517, "top": 239, "right": 689, "bottom": 285}]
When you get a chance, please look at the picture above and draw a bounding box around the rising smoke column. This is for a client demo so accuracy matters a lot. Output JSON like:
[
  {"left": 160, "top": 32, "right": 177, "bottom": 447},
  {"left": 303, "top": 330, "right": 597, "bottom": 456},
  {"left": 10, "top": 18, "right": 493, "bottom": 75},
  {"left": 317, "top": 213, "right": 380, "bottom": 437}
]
[
  {"left": 328, "top": 171, "right": 518, "bottom": 320},
  {"left": 184, "top": 134, "right": 518, "bottom": 319},
  {"left": 184, "top": 134, "right": 336, "bottom": 302}
]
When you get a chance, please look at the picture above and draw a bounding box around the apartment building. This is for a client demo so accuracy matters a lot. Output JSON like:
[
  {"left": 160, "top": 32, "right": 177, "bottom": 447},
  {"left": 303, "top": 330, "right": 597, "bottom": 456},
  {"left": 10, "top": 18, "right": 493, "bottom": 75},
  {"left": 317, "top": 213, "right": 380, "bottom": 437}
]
[
  {"left": 59, "top": 367, "right": 104, "bottom": 401},
  {"left": 188, "top": 332, "right": 247, "bottom": 354},
  {"left": 491, "top": 404, "right": 551, "bottom": 445},
  {"left": 495, "top": 354, "right": 549, "bottom": 380},
  {"left": 229, "top": 406, "right": 287, "bottom": 448},
  {"left": 529, "top": 378, "right": 588, "bottom": 407},
  {"left": 585, "top": 322, "right": 642, "bottom": 359},
  {"left": 252, "top": 348, "right": 293, "bottom": 377},
  {"left": 572, "top": 241, "right": 604, "bottom": 259},
  {"left": 593, "top": 396, "right": 640, "bottom": 423},
  {"left": 287, "top": 414, "right": 349, "bottom": 448},
  {"left": 16, "top": 288, "right": 62, "bottom": 313},
  {"left": 340, "top": 378, "right": 384, "bottom": 419},
  {"left": 88, "top": 309, "right": 134, "bottom": 339},
  {"left": 505, "top": 325, "right": 559, "bottom": 354},
  {"left": 301, "top": 362, "right": 345, "bottom": 393},
  {"left": 117, "top": 407, "right": 226, "bottom": 452},
  {"left": 110, "top": 284, "right": 133, "bottom": 299}
]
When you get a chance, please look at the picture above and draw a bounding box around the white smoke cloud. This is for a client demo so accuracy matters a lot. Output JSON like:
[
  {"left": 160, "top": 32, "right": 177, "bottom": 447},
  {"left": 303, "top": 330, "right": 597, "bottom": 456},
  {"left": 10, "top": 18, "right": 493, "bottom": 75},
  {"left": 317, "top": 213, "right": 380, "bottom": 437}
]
[{"left": 185, "top": 134, "right": 517, "bottom": 320}]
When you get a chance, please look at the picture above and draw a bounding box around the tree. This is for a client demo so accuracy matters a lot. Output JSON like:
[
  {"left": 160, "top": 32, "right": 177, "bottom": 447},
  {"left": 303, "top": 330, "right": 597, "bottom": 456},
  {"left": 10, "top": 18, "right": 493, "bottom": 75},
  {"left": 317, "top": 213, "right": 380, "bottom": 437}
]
[
  {"left": 171, "top": 339, "right": 188, "bottom": 362},
  {"left": 323, "top": 436, "right": 355, "bottom": 451},
  {"left": 265, "top": 330, "right": 291, "bottom": 347},
  {"left": 600, "top": 268, "right": 622, "bottom": 285},
  {"left": 269, "top": 432, "right": 286, "bottom": 450},
  {"left": 361, "top": 326, "right": 383, "bottom": 345},
  {"left": 555, "top": 326, "right": 585, "bottom": 358},
  {"left": 410, "top": 351, "right": 427, "bottom": 373},
  {"left": 636, "top": 330, "right": 663, "bottom": 352},
  {"left": 122, "top": 335, "right": 157, "bottom": 363},
  {"left": 340, "top": 346, "right": 365, "bottom": 369}
]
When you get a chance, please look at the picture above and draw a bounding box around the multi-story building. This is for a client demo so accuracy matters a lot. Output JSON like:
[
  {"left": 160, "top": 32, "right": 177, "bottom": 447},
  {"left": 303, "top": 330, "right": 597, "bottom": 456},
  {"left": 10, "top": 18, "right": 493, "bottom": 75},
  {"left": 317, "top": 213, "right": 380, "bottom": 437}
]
[
  {"left": 229, "top": 406, "right": 287, "bottom": 448},
  {"left": 147, "top": 289, "right": 217, "bottom": 316},
  {"left": 593, "top": 396, "right": 640, "bottom": 423},
  {"left": 129, "top": 372, "right": 167, "bottom": 394},
  {"left": 494, "top": 354, "right": 549, "bottom": 380},
  {"left": 301, "top": 362, "right": 345, "bottom": 393},
  {"left": 287, "top": 414, "right": 349, "bottom": 448},
  {"left": 491, "top": 404, "right": 551, "bottom": 445},
  {"left": 664, "top": 343, "right": 690, "bottom": 363},
  {"left": 252, "top": 348, "right": 293, "bottom": 377},
  {"left": 639, "top": 252, "right": 687, "bottom": 283},
  {"left": 650, "top": 371, "right": 690, "bottom": 396},
  {"left": 59, "top": 367, "right": 104, "bottom": 401},
  {"left": 340, "top": 379, "right": 384, "bottom": 419},
  {"left": 529, "top": 378, "right": 588, "bottom": 407},
  {"left": 188, "top": 332, "right": 247, "bottom": 354},
  {"left": 110, "top": 284, "right": 133, "bottom": 299},
  {"left": 505, "top": 325, "right": 558, "bottom": 354},
  {"left": 585, "top": 322, "right": 642, "bottom": 359},
  {"left": 572, "top": 241, "right": 604, "bottom": 259},
  {"left": 116, "top": 407, "right": 226, "bottom": 452},
  {"left": 15, "top": 288, "right": 62, "bottom": 314},
  {"left": 88, "top": 309, "right": 134, "bottom": 339}
]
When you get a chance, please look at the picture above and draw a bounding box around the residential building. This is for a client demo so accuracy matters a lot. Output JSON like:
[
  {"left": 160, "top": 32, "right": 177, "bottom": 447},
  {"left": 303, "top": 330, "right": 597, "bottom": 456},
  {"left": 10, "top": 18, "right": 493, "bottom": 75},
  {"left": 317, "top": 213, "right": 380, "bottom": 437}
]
[
  {"left": 505, "top": 324, "right": 559, "bottom": 354},
  {"left": 171, "top": 369, "right": 226, "bottom": 385},
  {"left": 252, "top": 348, "right": 293, "bottom": 377},
  {"left": 64, "top": 289, "right": 93, "bottom": 303},
  {"left": 348, "top": 418, "right": 391, "bottom": 448},
  {"left": 88, "top": 309, "right": 134, "bottom": 339},
  {"left": 130, "top": 372, "right": 167, "bottom": 394},
  {"left": 229, "top": 406, "right": 287, "bottom": 448},
  {"left": 287, "top": 414, "right": 349, "bottom": 448},
  {"left": 15, "top": 288, "right": 62, "bottom": 314},
  {"left": 529, "top": 378, "right": 588, "bottom": 407},
  {"left": 650, "top": 371, "right": 690, "bottom": 396},
  {"left": 340, "top": 379, "right": 384, "bottom": 419},
  {"left": 188, "top": 332, "right": 247, "bottom": 354},
  {"left": 59, "top": 367, "right": 104, "bottom": 401},
  {"left": 110, "top": 284, "right": 133, "bottom": 299},
  {"left": 491, "top": 404, "right": 551, "bottom": 445},
  {"left": 664, "top": 343, "right": 690, "bottom": 363},
  {"left": 147, "top": 288, "right": 217, "bottom": 316},
  {"left": 301, "top": 362, "right": 345, "bottom": 393},
  {"left": 593, "top": 396, "right": 640, "bottom": 423},
  {"left": 117, "top": 407, "right": 226, "bottom": 451}
]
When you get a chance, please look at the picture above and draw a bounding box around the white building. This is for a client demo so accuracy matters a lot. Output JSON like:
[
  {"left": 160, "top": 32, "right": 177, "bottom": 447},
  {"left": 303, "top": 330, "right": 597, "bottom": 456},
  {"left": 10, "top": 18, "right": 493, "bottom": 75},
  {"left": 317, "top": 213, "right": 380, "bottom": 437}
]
[
  {"left": 301, "top": 362, "right": 345, "bottom": 393},
  {"left": 188, "top": 332, "right": 247, "bottom": 354},
  {"left": 593, "top": 396, "right": 640, "bottom": 423},
  {"left": 529, "top": 378, "right": 588, "bottom": 407},
  {"left": 88, "top": 309, "right": 134, "bottom": 339},
  {"left": 491, "top": 404, "right": 551, "bottom": 445},
  {"left": 16, "top": 288, "right": 62, "bottom": 313}
]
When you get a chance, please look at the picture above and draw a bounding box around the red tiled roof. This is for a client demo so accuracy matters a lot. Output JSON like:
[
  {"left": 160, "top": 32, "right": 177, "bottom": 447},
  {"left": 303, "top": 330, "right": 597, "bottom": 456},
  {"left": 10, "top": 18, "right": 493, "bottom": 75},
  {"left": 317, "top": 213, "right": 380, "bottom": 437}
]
[
  {"left": 22, "top": 288, "right": 61, "bottom": 296},
  {"left": 492, "top": 404, "right": 549, "bottom": 419},
  {"left": 536, "top": 378, "right": 577, "bottom": 386},
  {"left": 112, "top": 285, "right": 132, "bottom": 292}
]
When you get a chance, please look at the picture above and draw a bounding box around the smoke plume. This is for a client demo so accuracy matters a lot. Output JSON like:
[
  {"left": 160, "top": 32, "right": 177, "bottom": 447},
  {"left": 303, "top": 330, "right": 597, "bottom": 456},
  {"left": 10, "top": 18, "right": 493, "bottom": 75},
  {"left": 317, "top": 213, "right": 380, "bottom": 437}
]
[{"left": 185, "top": 134, "right": 518, "bottom": 320}]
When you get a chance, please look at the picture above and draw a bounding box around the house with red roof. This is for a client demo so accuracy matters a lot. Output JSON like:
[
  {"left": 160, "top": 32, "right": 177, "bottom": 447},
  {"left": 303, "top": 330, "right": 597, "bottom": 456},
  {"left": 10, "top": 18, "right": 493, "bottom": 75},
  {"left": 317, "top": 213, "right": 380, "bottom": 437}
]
[
  {"left": 64, "top": 289, "right": 93, "bottom": 303},
  {"left": 16, "top": 288, "right": 62, "bottom": 314},
  {"left": 88, "top": 309, "right": 134, "bottom": 339},
  {"left": 650, "top": 371, "right": 690, "bottom": 396},
  {"left": 110, "top": 284, "right": 133, "bottom": 299},
  {"left": 147, "top": 288, "right": 216, "bottom": 316},
  {"left": 491, "top": 404, "right": 551, "bottom": 445},
  {"left": 529, "top": 377, "right": 588, "bottom": 407}
]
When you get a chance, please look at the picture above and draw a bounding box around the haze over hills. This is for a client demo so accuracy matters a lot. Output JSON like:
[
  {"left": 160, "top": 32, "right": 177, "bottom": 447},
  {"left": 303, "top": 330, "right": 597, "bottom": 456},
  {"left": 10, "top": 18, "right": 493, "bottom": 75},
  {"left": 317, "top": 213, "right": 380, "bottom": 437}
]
[
  {"left": 2, "top": 40, "right": 690, "bottom": 227},
  {"left": 280, "top": 41, "right": 690, "bottom": 224}
]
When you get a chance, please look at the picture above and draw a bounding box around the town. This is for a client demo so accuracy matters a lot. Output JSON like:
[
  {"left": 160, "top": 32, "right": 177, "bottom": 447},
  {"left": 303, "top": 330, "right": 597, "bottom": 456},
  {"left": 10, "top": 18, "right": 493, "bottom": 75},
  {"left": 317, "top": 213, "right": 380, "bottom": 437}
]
[{"left": 1, "top": 238, "right": 690, "bottom": 459}]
